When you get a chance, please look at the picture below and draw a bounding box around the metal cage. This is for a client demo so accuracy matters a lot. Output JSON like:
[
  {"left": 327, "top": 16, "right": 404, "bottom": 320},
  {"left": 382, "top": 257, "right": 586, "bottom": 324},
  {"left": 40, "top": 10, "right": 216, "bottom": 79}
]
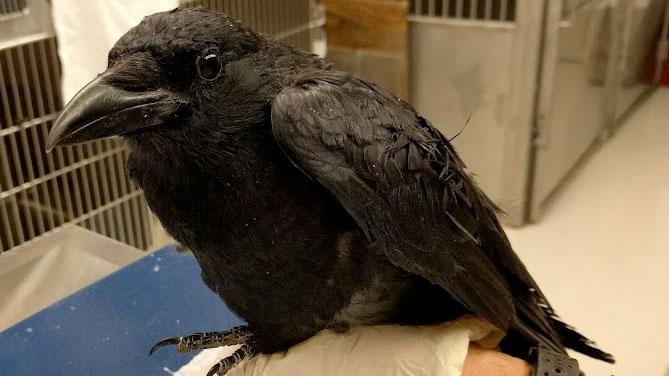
[
  {"left": 410, "top": 0, "right": 517, "bottom": 22},
  {"left": 407, "top": 0, "right": 667, "bottom": 225},
  {"left": 0, "top": 0, "right": 315, "bottom": 253}
]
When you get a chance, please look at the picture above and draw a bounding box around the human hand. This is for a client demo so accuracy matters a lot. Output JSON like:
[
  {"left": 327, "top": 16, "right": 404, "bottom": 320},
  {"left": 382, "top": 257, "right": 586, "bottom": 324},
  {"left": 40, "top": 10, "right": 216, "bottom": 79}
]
[{"left": 463, "top": 345, "right": 532, "bottom": 376}]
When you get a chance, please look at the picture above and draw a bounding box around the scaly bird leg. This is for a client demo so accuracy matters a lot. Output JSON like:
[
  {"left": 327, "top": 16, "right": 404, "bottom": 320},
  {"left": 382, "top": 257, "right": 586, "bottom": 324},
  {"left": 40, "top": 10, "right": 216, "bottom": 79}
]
[
  {"left": 207, "top": 343, "right": 256, "bottom": 376},
  {"left": 149, "top": 325, "right": 252, "bottom": 355}
]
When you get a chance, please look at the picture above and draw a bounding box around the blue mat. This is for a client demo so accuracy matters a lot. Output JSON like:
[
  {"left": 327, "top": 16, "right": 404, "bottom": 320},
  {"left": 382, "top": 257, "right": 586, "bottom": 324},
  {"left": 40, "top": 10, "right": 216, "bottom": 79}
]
[{"left": 0, "top": 245, "right": 243, "bottom": 376}]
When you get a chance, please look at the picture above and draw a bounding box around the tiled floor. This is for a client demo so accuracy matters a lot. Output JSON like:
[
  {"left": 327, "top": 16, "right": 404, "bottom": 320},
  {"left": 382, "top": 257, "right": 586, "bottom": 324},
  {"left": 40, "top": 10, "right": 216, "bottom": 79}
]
[{"left": 505, "top": 88, "right": 669, "bottom": 376}]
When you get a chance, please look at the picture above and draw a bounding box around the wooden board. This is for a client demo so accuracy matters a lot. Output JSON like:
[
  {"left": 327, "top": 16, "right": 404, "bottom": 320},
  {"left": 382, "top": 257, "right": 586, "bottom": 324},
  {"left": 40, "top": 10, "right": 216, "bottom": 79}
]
[
  {"left": 324, "top": 0, "right": 409, "bottom": 99},
  {"left": 325, "top": 0, "right": 407, "bottom": 54}
]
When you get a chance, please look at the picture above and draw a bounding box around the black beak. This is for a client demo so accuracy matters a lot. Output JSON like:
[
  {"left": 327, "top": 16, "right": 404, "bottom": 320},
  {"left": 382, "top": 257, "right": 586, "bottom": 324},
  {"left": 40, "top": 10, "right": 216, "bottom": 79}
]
[{"left": 46, "top": 72, "right": 184, "bottom": 151}]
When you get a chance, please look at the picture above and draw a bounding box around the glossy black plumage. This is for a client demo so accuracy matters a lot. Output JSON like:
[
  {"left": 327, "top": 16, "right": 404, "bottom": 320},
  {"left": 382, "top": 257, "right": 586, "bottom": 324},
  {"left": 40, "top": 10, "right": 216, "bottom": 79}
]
[{"left": 49, "top": 7, "right": 614, "bottom": 369}]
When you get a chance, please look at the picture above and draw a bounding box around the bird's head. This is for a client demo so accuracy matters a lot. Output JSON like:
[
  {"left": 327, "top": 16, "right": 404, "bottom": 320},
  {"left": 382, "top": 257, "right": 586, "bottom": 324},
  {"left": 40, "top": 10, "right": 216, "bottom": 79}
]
[{"left": 46, "top": 8, "right": 267, "bottom": 152}]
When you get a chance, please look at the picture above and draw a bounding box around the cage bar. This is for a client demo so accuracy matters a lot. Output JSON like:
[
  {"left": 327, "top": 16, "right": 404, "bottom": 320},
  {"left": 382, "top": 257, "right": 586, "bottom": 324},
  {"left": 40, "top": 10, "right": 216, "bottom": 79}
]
[
  {"left": 1, "top": 0, "right": 315, "bottom": 253},
  {"left": 409, "top": 0, "right": 516, "bottom": 22}
]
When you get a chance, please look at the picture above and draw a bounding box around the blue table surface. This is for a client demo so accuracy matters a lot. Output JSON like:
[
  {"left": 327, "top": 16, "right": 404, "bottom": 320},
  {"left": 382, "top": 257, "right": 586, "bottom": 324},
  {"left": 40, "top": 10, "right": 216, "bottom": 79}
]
[{"left": 0, "top": 245, "right": 244, "bottom": 376}]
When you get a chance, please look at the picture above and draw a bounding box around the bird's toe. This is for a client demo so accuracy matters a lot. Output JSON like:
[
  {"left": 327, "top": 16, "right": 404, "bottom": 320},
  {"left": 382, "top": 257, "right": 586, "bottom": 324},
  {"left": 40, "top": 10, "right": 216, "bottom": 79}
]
[{"left": 149, "top": 336, "right": 182, "bottom": 355}]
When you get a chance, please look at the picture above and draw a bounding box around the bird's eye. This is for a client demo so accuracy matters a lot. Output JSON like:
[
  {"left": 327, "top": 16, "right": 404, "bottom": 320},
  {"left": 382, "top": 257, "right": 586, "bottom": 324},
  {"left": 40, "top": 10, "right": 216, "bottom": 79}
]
[{"left": 196, "top": 48, "right": 222, "bottom": 80}]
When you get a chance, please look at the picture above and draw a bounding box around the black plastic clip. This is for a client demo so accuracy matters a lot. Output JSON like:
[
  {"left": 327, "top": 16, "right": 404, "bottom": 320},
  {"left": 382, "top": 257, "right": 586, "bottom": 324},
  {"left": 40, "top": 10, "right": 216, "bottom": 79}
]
[{"left": 530, "top": 347, "right": 580, "bottom": 376}]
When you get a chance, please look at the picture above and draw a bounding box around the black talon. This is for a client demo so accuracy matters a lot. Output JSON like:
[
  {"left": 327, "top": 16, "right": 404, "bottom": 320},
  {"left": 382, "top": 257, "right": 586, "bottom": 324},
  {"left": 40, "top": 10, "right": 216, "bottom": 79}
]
[
  {"left": 149, "top": 327, "right": 255, "bottom": 374},
  {"left": 205, "top": 343, "right": 254, "bottom": 376},
  {"left": 206, "top": 362, "right": 222, "bottom": 376},
  {"left": 149, "top": 336, "right": 181, "bottom": 355}
]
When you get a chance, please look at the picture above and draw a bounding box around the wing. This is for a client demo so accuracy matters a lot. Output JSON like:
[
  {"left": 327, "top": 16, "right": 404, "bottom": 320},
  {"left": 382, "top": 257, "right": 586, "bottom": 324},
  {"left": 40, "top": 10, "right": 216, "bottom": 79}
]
[
  {"left": 271, "top": 72, "right": 522, "bottom": 329},
  {"left": 270, "top": 72, "right": 616, "bottom": 362}
]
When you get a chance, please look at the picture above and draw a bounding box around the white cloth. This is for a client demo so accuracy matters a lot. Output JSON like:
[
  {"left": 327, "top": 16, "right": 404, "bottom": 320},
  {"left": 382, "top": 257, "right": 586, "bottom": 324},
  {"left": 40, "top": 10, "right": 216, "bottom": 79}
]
[
  {"left": 51, "top": 0, "right": 179, "bottom": 102},
  {"left": 172, "top": 317, "right": 506, "bottom": 376}
]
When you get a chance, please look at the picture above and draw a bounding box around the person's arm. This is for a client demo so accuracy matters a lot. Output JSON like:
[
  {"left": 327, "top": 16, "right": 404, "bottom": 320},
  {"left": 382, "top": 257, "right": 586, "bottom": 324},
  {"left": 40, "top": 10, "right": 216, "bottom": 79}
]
[
  {"left": 463, "top": 345, "right": 532, "bottom": 376},
  {"left": 210, "top": 323, "right": 535, "bottom": 376}
]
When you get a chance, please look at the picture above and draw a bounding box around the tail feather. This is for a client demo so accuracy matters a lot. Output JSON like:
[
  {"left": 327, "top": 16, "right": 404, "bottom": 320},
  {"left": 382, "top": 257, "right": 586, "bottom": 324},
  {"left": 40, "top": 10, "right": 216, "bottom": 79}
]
[
  {"left": 517, "top": 288, "right": 616, "bottom": 363},
  {"left": 479, "top": 218, "right": 615, "bottom": 363},
  {"left": 550, "top": 316, "right": 615, "bottom": 363}
]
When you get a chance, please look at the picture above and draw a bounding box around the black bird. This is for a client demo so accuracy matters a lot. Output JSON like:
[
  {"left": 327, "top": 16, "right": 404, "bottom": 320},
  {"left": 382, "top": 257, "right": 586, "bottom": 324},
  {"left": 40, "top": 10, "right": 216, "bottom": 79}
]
[{"left": 47, "top": 8, "right": 614, "bottom": 375}]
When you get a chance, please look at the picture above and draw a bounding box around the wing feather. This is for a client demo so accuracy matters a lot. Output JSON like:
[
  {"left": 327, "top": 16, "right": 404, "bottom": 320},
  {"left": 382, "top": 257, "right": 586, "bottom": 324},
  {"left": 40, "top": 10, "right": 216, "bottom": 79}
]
[
  {"left": 271, "top": 73, "right": 517, "bottom": 329},
  {"left": 270, "top": 72, "right": 614, "bottom": 363}
]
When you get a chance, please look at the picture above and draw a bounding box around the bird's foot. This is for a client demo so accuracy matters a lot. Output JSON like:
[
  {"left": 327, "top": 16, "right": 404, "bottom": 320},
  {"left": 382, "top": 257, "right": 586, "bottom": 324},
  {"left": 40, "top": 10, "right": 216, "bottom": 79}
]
[
  {"left": 149, "top": 325, "right": 252, "bottom": 354},
  {"left": 206, "top": 343, "right": 255, "bottom": 376}
]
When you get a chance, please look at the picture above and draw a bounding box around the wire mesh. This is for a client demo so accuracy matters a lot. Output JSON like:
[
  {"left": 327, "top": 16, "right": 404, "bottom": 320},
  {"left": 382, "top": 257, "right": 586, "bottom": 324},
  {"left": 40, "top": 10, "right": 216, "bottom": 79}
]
[
  {"left": 0, "top": 37, "right": 151, "bottom": 252},
  {"left": 182, "top": 0, "right": 313, "bottom": 51},
  {"left": 0, "top": 0, "right": 27, "bottom": 17},
  {"left": 409, "top": 0, "right": 517, "bottom": 22},
  {"left": 0, "top": 0, "right": 313, "bottom": 253}
]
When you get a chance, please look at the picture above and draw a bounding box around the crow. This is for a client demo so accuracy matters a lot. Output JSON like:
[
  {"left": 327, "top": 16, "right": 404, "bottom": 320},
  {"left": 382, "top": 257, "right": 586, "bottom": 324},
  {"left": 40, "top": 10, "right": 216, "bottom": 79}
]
[{"left": 47, "top": 8, "right": 614, "bottom": 375}]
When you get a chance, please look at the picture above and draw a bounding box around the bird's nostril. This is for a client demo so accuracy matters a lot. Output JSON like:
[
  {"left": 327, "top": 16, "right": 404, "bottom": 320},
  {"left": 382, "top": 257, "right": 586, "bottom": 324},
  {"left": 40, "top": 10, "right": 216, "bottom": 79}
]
[{"left": 104, "top": 78, "right": 154, "bottom": 93}]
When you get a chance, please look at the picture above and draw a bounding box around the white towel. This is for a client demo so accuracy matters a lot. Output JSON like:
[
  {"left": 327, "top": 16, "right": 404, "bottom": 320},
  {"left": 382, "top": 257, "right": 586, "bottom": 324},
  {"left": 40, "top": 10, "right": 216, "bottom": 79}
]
[
  {"left": 172, "top": 317, "right": 515, "bottom": 376},
  {"left": 51, "top": 0, "right": 179, "bottom": 102}
]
